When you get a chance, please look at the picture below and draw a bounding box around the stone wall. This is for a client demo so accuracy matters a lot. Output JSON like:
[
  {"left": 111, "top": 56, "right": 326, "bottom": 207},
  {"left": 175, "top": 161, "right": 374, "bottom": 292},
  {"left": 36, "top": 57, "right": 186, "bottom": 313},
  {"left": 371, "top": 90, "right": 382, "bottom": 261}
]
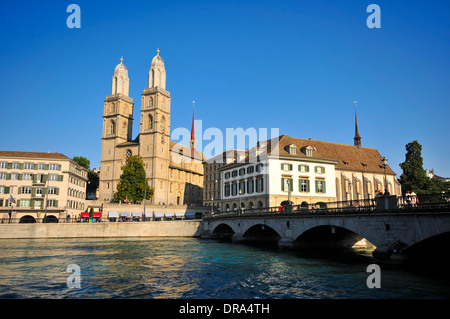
[{"left": 0, "top": 220, "right": 202, "bottom": 239}]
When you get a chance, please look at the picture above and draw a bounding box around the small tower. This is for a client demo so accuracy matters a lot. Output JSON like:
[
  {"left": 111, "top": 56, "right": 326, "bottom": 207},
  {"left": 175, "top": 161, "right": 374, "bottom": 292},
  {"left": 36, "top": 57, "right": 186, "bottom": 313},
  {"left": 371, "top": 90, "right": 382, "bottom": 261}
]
[{"left": 354, "top": 100, "right": 362, "bottom": 149}]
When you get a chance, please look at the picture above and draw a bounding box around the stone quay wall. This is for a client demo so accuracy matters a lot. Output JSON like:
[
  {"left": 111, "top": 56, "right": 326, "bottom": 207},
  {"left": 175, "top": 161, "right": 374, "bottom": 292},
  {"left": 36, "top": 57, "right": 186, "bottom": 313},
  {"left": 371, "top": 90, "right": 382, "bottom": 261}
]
[{"left": 0, "top": 220, "right": 202, "bottom": 239}]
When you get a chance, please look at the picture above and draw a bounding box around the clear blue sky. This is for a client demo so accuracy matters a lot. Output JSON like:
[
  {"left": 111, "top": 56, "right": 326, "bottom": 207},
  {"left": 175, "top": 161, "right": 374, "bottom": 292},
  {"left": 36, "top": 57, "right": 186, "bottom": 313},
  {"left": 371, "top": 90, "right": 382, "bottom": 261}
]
[{"left": 1, "top": 0, "right": 449, "bottom": 177}]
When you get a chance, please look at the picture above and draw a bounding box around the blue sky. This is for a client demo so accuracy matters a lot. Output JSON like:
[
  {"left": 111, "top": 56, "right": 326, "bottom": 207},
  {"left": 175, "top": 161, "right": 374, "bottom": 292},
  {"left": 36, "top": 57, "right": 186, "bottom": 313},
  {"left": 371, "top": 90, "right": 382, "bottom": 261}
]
[{"left": 0, "top": 0, "right": 449, "bottom": 177}]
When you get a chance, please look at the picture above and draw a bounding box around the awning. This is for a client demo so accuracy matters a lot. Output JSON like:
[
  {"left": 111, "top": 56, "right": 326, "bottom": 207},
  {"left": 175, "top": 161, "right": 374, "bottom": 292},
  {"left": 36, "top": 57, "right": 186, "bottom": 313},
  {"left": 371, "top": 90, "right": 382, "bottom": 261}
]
[
  {"left": 120, "top": 212, "right": 131, "bottom": 217},
  {"left": 108, "top": 212, "right": 119, "bottom": 217},
  {"left": 185, "top": 212, "right": 195, "bottom": 219},
  {"left": 175, "top": 212, "right": 185, "bottom": 218},
  {"left": 81, "top": 213, "right": 102, "bottom": 218},
  {"left": 153, "top": 212, "right": 164, "bottom": 218},
  {"left": 144, "top": 212, "right": 153, "bottom": 218},
  {"left": 165, "top": 212, "right": 174, "bottom": 218},
  {"left": 132, "top": 212, "right": 142, "bottom": 217}
]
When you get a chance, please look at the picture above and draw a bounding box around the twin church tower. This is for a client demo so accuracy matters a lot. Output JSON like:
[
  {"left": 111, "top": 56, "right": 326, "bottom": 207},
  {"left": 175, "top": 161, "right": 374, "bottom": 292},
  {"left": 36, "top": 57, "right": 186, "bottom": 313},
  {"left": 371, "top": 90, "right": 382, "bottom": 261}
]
[{"left": 99, "top": 50, "right": 204, "bottom": 206}]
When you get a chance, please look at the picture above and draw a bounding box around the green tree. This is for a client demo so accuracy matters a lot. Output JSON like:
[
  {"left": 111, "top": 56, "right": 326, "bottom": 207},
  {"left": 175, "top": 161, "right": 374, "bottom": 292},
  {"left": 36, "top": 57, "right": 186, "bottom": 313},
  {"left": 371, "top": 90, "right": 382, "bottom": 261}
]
[
  {"left": 114, "top": 155, "right": 154, "bottom": 202},
  {"left": 73, "top": 156, "right": 90, "bottom": 169},
  {"left": 399, "top": 141, "right": 432, "bottom": 194}
]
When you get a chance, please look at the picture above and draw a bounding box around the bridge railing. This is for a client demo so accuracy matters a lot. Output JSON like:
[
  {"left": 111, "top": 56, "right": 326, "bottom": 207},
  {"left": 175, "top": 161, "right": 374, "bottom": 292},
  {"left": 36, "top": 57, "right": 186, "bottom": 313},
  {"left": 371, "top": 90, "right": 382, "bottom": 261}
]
[
  {"left": 396, "top": 192, "right": 450, "bottom": 210},
  {"left": 205, "top": 192, "right": 450, "bottom": 219}
]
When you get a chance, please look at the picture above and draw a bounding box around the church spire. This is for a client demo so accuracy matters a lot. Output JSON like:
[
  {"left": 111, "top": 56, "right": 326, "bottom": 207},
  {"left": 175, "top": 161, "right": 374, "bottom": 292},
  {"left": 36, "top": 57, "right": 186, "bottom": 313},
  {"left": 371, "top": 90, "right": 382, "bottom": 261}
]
[
  {"left": 354, "top": 100, "right": 361, "bottom": 149},
  {"left": 190, "top": 101, "right": 196, "bottom": 150}
]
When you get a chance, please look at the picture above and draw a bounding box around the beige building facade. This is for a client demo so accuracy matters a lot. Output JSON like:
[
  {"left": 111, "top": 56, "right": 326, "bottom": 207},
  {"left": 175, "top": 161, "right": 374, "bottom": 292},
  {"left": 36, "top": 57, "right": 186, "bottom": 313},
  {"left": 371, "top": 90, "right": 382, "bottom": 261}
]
[
  {"left": 99, "top": 51, "right": 204, "bottom": 206},
  {"left": 0, "top": 151, "right": 89, "bottom": 223}
]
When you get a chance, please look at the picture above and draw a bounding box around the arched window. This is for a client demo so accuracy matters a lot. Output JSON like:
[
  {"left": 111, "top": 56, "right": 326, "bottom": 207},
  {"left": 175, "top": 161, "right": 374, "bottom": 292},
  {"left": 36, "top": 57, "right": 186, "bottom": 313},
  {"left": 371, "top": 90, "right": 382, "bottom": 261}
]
[
  {"left": 109, "top": 120, "right": 116, "bottom": 135},
  {"left": 125, "top": 150, "right": 132, "bottom": 160},
  {"left": 149, "top": 97, "right": 153, "bottom": 108},
  {"left": 257, "top": 201, "right": 263, "bottom": 208},
  {"left": 148, "top": 114, "right": 153, "bottom": 130}
]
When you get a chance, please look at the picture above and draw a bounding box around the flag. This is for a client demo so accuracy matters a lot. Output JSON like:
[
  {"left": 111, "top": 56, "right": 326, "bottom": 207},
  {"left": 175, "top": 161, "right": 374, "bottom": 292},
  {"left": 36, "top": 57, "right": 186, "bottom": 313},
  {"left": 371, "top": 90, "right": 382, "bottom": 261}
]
[
  {"left": 126, "top": 196, "right": 129, "bottom": 204},
  {"left": 9, "top": 195, "right": 16, "bottom": 204}
]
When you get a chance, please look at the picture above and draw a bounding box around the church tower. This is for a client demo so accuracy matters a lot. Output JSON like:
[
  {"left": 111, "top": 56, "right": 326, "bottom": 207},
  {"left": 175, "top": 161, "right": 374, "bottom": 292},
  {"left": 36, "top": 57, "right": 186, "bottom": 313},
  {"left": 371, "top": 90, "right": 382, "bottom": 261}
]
[
  {"left": 139, "top": 49, "right": 171, "bottom": 204},
  {"left": 99, "top": 57, "right": 134, "bottom": 201}
]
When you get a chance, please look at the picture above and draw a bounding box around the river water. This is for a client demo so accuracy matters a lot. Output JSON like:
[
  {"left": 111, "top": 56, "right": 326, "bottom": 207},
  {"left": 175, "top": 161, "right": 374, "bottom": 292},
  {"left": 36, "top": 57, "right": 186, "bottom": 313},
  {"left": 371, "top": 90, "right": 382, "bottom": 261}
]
[{"left": 0, "top": 237, "right": 449, "bottom": 299}]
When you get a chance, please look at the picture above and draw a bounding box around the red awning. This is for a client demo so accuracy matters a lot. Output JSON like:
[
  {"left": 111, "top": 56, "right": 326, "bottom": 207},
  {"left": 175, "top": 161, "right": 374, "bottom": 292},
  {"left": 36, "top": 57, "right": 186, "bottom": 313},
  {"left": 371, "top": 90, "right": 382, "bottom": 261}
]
[{"left": 81, "top": 213, "right": 102, "bottom": 218}]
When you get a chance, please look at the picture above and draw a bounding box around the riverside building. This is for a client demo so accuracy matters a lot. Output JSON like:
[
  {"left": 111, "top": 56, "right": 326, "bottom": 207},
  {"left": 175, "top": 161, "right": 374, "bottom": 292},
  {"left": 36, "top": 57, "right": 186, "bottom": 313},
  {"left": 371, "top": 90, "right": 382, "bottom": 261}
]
[{"left": 0, "top": 151, "right": 89, "bottom": 223}]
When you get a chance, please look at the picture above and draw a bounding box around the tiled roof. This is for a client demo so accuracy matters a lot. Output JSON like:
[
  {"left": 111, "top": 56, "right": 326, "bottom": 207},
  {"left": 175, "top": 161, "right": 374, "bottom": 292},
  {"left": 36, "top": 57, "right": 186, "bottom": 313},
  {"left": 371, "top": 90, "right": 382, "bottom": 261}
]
[
  {"left": 169, "top": 141, "right": 205, "bottom": 161},
  {"left": 0, "top": 151, "right": 71, "bottom": 160},
  {"left": 270, "top": 135, "right": 397, "bottom": 175}
]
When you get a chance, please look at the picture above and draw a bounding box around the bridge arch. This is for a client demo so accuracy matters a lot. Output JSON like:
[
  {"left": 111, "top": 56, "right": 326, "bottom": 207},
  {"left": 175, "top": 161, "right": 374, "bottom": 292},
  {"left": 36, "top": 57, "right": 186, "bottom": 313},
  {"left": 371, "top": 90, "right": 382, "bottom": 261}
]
[
  {"left": 242, "top": 224, "right": 281, "bottom": 243},
  {"left": 293, "top": 225, "right": 374, "bottom": 250},
  {"left": 212, "top": 223, "right": 236, "bottom": 239}
]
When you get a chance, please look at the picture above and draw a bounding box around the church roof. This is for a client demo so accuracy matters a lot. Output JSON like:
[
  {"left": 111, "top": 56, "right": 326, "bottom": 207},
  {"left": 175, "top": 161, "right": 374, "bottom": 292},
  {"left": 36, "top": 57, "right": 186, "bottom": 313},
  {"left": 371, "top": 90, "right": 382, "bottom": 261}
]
[{"left": 114, "top": 57, "right": 128, "bottom": 75}]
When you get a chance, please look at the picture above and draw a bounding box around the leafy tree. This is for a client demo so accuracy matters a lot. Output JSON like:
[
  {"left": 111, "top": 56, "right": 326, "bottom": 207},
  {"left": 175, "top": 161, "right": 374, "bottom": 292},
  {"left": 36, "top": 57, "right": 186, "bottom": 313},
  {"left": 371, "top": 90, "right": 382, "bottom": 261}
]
[
  {"left": 73, "top": 156, "right": 90, "bottom": 169},
  {"left": 114, "top": 155, "right": 154, "bottom": 202}
]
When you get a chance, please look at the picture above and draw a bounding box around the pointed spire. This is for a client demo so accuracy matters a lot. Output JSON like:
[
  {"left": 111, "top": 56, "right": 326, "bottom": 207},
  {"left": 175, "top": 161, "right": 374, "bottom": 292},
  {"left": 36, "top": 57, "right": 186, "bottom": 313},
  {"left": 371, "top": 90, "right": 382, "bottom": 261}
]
[
  {"left": 354, "top": 100, "right": 362, "bottom": 149},
  {"left": 190, "top": 101, "right": 196, "bottom": 150}
]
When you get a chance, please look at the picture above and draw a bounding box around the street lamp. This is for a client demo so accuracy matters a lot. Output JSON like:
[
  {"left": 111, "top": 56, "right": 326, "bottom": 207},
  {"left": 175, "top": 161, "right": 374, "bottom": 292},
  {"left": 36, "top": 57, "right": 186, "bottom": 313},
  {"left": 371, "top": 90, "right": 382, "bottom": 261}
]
[
  {"left": 382, "top": 156, "right": 389, "bottom": 195},
  {"left": 239, "top": 188, "right": 242, "bottom": 215}
]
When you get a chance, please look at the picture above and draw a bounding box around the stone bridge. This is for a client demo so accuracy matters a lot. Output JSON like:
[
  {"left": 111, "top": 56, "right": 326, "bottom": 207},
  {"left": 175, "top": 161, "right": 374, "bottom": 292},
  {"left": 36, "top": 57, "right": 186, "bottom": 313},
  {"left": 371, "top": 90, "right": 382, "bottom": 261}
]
[{"left": 200, "top": 209, "right": 450, "bottom": 263}]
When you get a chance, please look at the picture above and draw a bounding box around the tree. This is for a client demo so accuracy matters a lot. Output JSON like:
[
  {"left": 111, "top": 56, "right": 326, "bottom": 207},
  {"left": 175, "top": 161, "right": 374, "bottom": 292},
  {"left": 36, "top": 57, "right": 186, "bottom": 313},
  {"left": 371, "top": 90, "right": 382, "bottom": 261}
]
[
  {"left": 73, "top": 156, "right": 90, "bottom": 169},
  {"left": 114, "top": 155, "right": 154, "bottom": 202},
  {"left": 399, "top": 140, "right": 438, "bottom": 194}
]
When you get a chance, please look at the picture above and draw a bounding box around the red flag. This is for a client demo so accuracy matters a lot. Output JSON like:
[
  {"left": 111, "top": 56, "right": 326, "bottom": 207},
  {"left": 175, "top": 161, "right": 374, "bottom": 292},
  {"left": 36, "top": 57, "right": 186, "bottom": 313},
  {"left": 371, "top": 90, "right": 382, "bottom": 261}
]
[{"left": 126, "top": 196, "right": 129, "bottom": 204}]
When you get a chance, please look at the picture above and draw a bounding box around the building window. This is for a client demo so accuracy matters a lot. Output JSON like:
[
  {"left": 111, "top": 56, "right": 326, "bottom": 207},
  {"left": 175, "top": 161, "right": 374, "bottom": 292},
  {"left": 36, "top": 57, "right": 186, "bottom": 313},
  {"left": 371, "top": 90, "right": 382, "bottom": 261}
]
[
  {"left": 48, "top": 174, "right": 59, "bottom": 181},
  {"left": 49, "top": 164, "right": 59, "bottom": 170},
  {"left": 225, "top": 184, "right": 231, "bottom": 197},
  {"left": 289, "top": 145, "right": 296, "bottom": 155},
  {"left": 281, "top": 163, "right": 293, "bottom": 171},
  {"left": 48, "top": 187, "right": 58, "bottom": 195},
  {"left": 24, "top": 163, "right": 33, "bottom": 170},
  {"left": 22, "top": 187, "right": 32, "bottom": 194},
  {"left": 232, "top": 170, "right": 238, "bottom": 177},
  {"left": 239, "top": 168, "right": 245, "bottom": 176},
  {"left": 299, "top": 165, "right": 309, "bottom": 172},
  {"left": 239, "top": 181, "right": 245, "bottom": 194},
  {"left": 316, "top": 179, "right": 326, "bottom": 193},
  {"left": 247, "top": 179, "right": 254, "bottom": 194},
  {"left": 247, "top": 166, "right": 254, "bottom": 174},
  {"left": 281, "top": 178, "right": 293, "bottom": 192},
  {"left": 0, "top": 173, "right": 7, "bottom": 180},
  {"left": 0, "top": 162, "right": 8, "bottom": 169},
  {"left": 256, "top": 178, "right": 264, "bottom": 193},
  {"left": 20, "top": 199, "right": 31, "bottom": 207},
  {"left": 13, "top": 163, "right": 20, "bottom": 169},
  {"left": 315, "top": 166, "right": 325, "bottom": 174},
  {"left": 299, "top": 179, "right": 310, "bottom": 192},
  {"left": 231, "top": 183, "right": 237, "bottom": 196}
]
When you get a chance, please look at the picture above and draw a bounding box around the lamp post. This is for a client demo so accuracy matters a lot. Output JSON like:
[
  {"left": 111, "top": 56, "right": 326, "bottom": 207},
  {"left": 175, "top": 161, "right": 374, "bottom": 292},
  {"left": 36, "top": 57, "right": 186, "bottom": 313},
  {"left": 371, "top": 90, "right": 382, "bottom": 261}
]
[
  {"left": 382, "top": 156, "right": 389, "bottom": 196},
  {"left": 239, "top": 188, "right": 242, "bottom": 215}
]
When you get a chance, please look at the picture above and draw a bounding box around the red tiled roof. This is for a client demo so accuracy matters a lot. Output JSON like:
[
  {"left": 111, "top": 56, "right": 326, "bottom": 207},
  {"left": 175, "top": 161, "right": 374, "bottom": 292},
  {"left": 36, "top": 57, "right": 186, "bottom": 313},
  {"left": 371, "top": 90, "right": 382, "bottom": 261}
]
[{"left": 0, "top": 151, "right": 71, "bottom": 160}]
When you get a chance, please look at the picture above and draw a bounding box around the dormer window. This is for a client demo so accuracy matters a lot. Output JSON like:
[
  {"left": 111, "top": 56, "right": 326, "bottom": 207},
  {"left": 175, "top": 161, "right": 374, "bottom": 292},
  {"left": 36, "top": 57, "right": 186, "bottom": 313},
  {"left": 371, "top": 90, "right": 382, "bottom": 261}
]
[
  {"left": 301, "top": 146, "right": 314, "bottom": 157},
  {"left": 286, "top": 144, "right": 297, "bottom": 155}
]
